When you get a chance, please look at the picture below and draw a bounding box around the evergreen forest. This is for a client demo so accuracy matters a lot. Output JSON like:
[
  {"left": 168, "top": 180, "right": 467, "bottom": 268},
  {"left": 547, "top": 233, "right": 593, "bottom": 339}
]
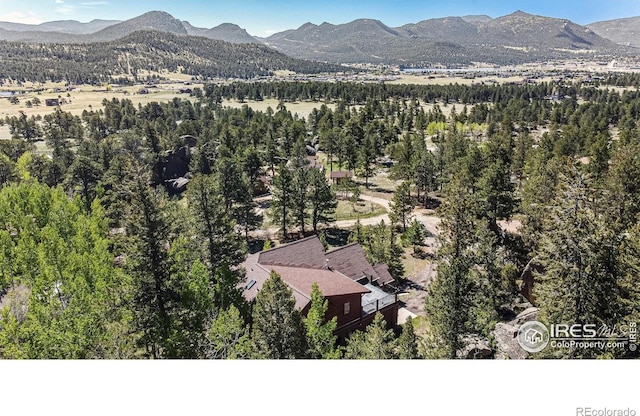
[{"left": 1, "top": 76, "right": 640, "bottom": 359}]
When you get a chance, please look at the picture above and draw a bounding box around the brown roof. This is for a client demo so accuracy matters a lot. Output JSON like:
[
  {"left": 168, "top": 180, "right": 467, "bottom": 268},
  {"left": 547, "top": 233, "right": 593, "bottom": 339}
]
[
  {"left": 325, "top": 243, "right": 378, "bottom": 283},
  {"left": 258, "top": 236, "right": 326, "bottom": 268},
  {"left": 241, "top": 236, "right": 393, "bottom": 311},
  {"left": 372, "top": 263, "right": 394, "bottom": 286},
  {"left": 241, "top": 253, "right": 273, "bottom": 304},
  {"left": 241, "top": 253, "right": 370, "bottom": 311},
  {"left": 268, "top": 265, "right": 370, "bottom": 310},
  {"left": 329, "top": 171, "right": 353, "bottom": 179}
]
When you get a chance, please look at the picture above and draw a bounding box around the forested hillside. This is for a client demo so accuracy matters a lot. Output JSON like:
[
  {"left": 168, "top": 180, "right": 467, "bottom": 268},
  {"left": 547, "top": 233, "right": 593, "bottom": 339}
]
[
  {"left": 0, "top": 31, "right": 343, "bottom": 85},
  {"left": 1, "top": 76, "right": 639, "bottom": 358}
]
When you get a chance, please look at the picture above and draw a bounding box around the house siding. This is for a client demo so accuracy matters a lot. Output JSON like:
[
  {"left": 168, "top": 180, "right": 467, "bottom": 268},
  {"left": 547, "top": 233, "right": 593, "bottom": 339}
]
[{"left": 326, "top": 293, "right": 363, "bottom": 328}]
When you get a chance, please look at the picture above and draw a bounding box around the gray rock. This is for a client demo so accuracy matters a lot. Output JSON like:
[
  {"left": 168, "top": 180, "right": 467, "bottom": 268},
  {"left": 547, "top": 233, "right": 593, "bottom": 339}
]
[
  {"left": 457, "top": 334, "right": 493, "bottom": 359},
  {"left": 492, "top": 307, "right": 539, "bottom": 359},
  {"left": 514, "top": 307, "right": 539, "bottom": 325},
  {"left": 492, "top": 322, "right": 528, "bottom": 360}
]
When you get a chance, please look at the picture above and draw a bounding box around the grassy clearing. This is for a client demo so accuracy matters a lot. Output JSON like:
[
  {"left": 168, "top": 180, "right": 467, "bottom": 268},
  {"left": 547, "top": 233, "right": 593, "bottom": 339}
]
[
  {"left": 335, "top": 198, "right": 386, "bottom": 221},
  {"left": 0, "top": 82, "right": 202, "bottom": 123},
  {"left": 401, "top": 246, "right": 431, "bottom": 278},
  {"left": 359, "top": 171, "right": 401, "bottom": 202},
  {"left": 221, "top": 98, "right": 335, "bottom": 119}
]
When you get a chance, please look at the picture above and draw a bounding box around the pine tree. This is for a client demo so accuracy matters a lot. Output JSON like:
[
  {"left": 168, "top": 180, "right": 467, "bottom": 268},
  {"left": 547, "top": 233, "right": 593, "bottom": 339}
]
[
  {"left": 187, "top": 174, "right": 246, "bottom": 283},
  {"left": 390, "top": 181, "right": 413, "bottom": 231},
  {"left": 290, "top": 167, "right": 310, "bottom": 235},
  {"left": 208, "top": 305, "right": 251, "bottom": 359},
  {"left": 424, "top": 177, "right": 477, "bottom": 358},
  {"left": 357, "top": 132, "right": 377, "bottom": 188},
  {"left": 250, "top": 271, "right": 307, "bottom": 359},
  {"left": 234, "top": 174, "right": 261, "bottom": 241},
  {"left": 414, "top": 150, "right": 437, "bottom": 207},
  {"left": 124, "top": 174, "right": 175, "bottom": 358},
  {"left": 605, "top": 142, "right": 640, "bottom": 231},
  {"left": 396, "top": 317, "right": 420, "bottom": 359},
  {"left": 344, "top": 313, "right": 395, "bottom": 359},
  {"left": 477, "top": 157, "right": 515, "bottom": 232},
  {"left": 0, "top": 154, "right": 17, "bottom": 188},
  {"left": 212, "top": 264, "right": 249, "bottom": 320},
  {"left": 166, "top": 243, "right": 214, "bottom": 358},
  {"left": 270, "top": 162, "right": 294, "bottom": 237},
  {"left": 304, "top": 283, "right": 340, "bottom": 359},
  {"left": 535, "top": 164, "right": 622, "bottom": 358},
  {"left": 64, "top": 155, "right": 103, "bottom": 213},
  {"left": 620, "top": 222, "right": 640, "bottom": 358},
  {"left": 308, "top": 168, "right": 337, "bottom": 233}
]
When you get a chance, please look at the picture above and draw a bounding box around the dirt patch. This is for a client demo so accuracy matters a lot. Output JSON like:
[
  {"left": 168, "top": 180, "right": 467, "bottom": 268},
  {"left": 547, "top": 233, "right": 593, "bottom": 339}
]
[
  {"left": 399, "top": 260, "right": 436, "bottom": 316},
  {"left": 398, "top": 244, "right": 438, "bottom": 316},
  {"left": 498, "top": 219, "right": 523, "bottom": 234}
]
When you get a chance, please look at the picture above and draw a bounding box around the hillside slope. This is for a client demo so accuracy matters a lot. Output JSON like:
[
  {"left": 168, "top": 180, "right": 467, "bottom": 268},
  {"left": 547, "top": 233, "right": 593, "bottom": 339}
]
[
  {"left": 0, "top": 30, "right": 344, "bottom": 83},
  {"left": 588, "top": 16, "right": 640, "bottom": 48}
]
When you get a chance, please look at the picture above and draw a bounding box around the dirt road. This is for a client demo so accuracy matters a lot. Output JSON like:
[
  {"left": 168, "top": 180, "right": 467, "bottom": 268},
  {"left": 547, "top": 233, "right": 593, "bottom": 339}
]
[{"left": 250, "top": 193, "right": 441, "bottom": 238}]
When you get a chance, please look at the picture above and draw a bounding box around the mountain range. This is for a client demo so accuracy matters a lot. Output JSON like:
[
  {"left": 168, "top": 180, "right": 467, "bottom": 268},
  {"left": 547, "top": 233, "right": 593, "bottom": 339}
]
[
  {"left": 0, "top": 10, "right": 639, "bottom": 66},
  {"left": 261, "top": 11, "right": 631, "bottom": 65},
  {"left": 0, "top": 11, "right": 258, "bottom": 45}
]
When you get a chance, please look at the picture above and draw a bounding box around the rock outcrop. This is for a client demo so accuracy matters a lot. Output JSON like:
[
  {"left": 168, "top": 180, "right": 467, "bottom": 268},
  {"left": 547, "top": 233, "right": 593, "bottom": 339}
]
[{"left": 492, "top": 307, "right": 540, "bottom": 359}]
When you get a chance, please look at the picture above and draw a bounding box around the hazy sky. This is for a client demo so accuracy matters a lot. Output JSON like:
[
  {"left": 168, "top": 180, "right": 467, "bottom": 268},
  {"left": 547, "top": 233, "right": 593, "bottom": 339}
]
[{"left": 1, "top": 0, "right": 640, "bottom": 37}]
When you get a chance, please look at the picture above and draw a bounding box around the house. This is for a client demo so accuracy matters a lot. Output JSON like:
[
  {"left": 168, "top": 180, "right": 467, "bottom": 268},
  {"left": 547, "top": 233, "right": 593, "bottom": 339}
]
[
  {"left": 45, "top": 98, "right": 59, "bottom": 106},
  {"left": 241, "top": 236, "right": 398, "bottom": 339},
  {"left": 329, "top": 170, "right": 353, "bottom": 185}
]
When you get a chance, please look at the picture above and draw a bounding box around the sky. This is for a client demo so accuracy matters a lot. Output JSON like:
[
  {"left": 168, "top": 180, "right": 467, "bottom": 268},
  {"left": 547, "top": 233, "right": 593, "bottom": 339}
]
[{"left": 1, "top": 0, "right": 640, "bottom": 37}]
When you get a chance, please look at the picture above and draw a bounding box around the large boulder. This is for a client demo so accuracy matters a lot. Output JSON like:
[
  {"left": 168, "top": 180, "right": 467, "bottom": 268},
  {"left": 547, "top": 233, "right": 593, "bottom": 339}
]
[
  {"left": 492, "top": 307, "right": 540, "bottom": 359},
  {"left": 457, "top": 334, "right": 494, "bottom": 359}
]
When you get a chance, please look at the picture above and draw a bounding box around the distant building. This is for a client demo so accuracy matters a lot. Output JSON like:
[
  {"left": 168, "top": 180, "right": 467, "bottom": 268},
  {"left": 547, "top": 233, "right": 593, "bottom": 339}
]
[
  {"left": 329, "top": 170, "right": 353, "bottom": 185},
  {"left": 45, "top": 98, "right": 59, "bottom": 106}
]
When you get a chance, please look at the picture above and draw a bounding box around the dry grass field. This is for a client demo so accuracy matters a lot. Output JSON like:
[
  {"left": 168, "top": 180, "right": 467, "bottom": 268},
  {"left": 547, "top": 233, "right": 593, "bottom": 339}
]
[
  {"left": 0, "top": 83, "right": 337, "bottom": 139},
  {"left": 221, "top": 98, "right": 335, "bottom": 119},
  {"left": 0, "top": 83, "right": 201, "bottom": 117},
  {"left": 0, "top": 78, "right": 204, "bottom": 139}
]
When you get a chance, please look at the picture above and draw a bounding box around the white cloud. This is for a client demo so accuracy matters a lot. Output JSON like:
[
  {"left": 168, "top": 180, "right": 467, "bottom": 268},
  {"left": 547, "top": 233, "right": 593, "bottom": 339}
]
[
  {"left": 56, "top": 4, "right": 76, "bottom": 14},
  {"left": 0, "top": 11, "right": 44, "bottom": 24},
  {"left": 55, "top": 0, "right": 64, "bottom": 4}
]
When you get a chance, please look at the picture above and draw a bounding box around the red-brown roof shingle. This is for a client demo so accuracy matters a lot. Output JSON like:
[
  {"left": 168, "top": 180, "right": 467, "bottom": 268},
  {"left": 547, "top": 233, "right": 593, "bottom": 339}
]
[
  {"left": 258, "top": 235, "right": 326, "bottom": 268},
  {"left": 325, "top": 243, "right": 378, "bottom": 283}
]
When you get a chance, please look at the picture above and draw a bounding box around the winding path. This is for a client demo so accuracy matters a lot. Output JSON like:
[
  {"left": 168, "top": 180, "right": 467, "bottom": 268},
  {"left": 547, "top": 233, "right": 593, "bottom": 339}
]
[{"left": 250, "top": 193, "right": 441, "bottom": 238}]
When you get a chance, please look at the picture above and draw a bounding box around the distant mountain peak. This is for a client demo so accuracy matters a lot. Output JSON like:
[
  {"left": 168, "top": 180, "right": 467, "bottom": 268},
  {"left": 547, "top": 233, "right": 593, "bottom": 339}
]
[
  {"left": 88, "top": 10, "right": 187, "bottom": 42},
  {"left": 139, "top": 10, "right": 174, "bottom": 19},
  {"left": 298, "top": 22, "right": 318, "bottom": 30}
]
